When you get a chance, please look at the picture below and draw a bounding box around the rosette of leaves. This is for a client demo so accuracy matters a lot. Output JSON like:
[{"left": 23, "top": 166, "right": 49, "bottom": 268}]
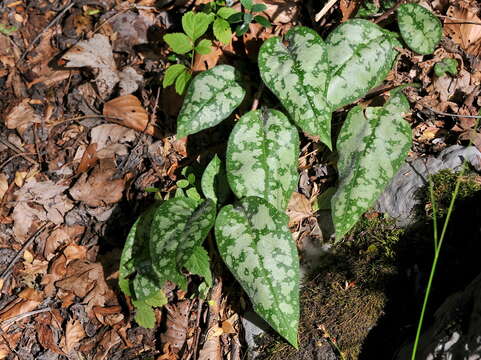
[
  {"left": 326, "top": 19, "right": 400, "bottom": 110},
  {"left": 230, "top": 0, "right": 271, "bottom": 36},
  {"left": 226, "top": 109, "right": 299, "bottom": 210},
  {"left": 259, "top": 26, "right": 332, "bottom": 148},
  {"left": 176, "top": 65, "right": 246, "bottom": 138},
  {"left": 163, "top": 11, "right": 215, "bottom": 94},
  {"left": 331, "top": 91, "right": 412, "bottom": 240},
  {"left": 215, "top": 196, "right": 300, "bottom": 347},
  {"left": 397, "top": 3, "right": 442, "bottom": 55}
]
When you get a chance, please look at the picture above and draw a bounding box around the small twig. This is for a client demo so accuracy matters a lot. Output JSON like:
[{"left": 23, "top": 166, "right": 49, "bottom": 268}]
[
  {"left": 251, "top": 83, "right": 265, "bottom": 111},
  {"left": 46, "top": 114, "right": 125, "bottom": 128},
  {"left": 0, "top": 137, "right": 38, "bottom": 166},
  {"left": 437, "top": 14, "right": 481, "bottom": 26},
  {"left": 424, "top": 106, "right": 481, "bottom": 119},
  {"left": 1, "top": 308, "right": 51, "bottom": 328},
  {"left": 315, "top": 0, "right": 339, "bottom": 22},
  {"left": 0, "top": 223, "right": 51, "bottom": 280},
  {"left": 19, "top": 1, "right": 75, "bottom": 63},
  {"left": 374, "top": 0, "right": 403, "bottom": 24}
]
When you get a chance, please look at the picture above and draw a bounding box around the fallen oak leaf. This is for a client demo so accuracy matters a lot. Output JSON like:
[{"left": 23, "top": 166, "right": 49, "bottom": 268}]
[{"left": 103, "top": 95, "right": 161, "bottom": 137}]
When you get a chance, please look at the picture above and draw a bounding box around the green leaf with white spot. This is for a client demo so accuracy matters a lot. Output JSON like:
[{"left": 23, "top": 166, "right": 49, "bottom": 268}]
[
  {"left": 397, "top": 3, "right": 442, "bottom": 55},
  {"left": 331, "top": 91, "right": 412, "bottom": 240},
  {"left": 226, "top": 109, "right": 299, "bottom": 210},
  {"left": 258, "top": 26, "right": 332, "bottom": 148},
  {"left": 213, "top": 18, "right": 232, "bottom": 44},
  {"left": 119, "top": 206, "right": 159, "bottom": 299},
  {"left": 185, "top": 246, "right": 212, "bottom": 287},
  {"left": 326, "top": 19, "right": 400, "bottom": 110},
  {"left": 215, "top": 196, "right": 299, "bottom": 347},
  {"left": 150, "top": 198, "right": 216, "bottom": 290},
  {"left": 163, "top": 33, "right": 193, "bottom": 54},
  {"left": 182, "top": 12, "right": 214, "bottom": 42},
  {"left": 201, "top": 154, "right": 230, "bottom": 204},
  {"left": 177, "top": 65, "right": 246, "bottom": 138}
]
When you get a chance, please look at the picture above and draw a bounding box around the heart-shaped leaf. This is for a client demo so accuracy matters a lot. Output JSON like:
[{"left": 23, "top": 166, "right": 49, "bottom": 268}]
[
  {"left": 215, "top": 196, "right": 300, "bottom": 347},
  {"left": 331, "top": 91, "right": 412, "bottom": 240},
  {"left": 150, "top": 198, "right": 216, "bottom": 290},
  {"left": 226, "top": 109, "right": 299, "bottom": 210},
  {"left": 201, "top": 154, "right": 230, "bottom": 204},
  {"left": 258, "top": 26, "right": 332, "bottom": 148},
  {"left": 177, "top": 65, "right": 245, "bottom": 138},
  {"left": 326, "top": 19, "right": 399, "bottom": 110},
  {"left": 397, "top": 3, "right": 442, "bottom": 55}
]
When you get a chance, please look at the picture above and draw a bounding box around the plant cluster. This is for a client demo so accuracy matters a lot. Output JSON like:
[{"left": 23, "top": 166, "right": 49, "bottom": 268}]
[{"left": 121, "top": 3, "right": 443, "bottom": 347}]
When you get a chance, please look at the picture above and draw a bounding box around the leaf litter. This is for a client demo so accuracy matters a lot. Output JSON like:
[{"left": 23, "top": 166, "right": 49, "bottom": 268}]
[{"left": 1, "top": 0, "right": 481, "bottom": 359}]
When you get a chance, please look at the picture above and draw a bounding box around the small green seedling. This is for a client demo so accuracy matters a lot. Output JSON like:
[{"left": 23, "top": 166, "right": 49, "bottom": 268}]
[
  {"left": 434, "top": 58, "right": 458, "bottom": 77},
  {"left": 230, "top": 0, "right": 271, "bottom": 36},
  {"left": 0, "top": 23, "right": 18, "bottom": 36}
]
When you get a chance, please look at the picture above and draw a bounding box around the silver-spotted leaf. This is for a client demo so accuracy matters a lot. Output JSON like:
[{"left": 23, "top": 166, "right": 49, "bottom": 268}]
[
  {"left": 326, "top": 19, "right": 399, "bottom": 110},
  {"left": 226, "top": 109, "right": 299, "bottom": 210},
  {"left": 258, "top": 26, "right": 332, "bottom": 148},
  {"left": 150, "top": 197, "right": 215, "bottom": 290},
  {"left": 201, "top": 154, "right": 230, "bottom": 204},
  {"left": 397, "top": 3, "right": 441, "bottom": 55},
  {"left": 119, "top": 206, "right": 158, "bottom": 299},
  {"left": 177, "top": 65, "right": 245, "bottom": 138},
  {"left": 215, "top": 196, "right": 300, "bottom": 347},
  {"left": 331, "top": 91, "right": 412, "bottom": 240}
]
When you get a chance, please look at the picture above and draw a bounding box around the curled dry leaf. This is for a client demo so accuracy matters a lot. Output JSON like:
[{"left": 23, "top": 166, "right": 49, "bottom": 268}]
[
  {"left": 4, "top": 98, "right": 42, "bottom": 134},
  {"left": 445, "top": 4, "right": 481, "bottom": 56},
  {"left": 89, "top": 123, "right": 136, "bottom": 160},
  {"left": 103, "top": 95, "right": 160, "bottom": 137},
  {"left": 69, "top": 158, "right": 125, "bottom": 207},
  {"left": 63, "top": 319, "right": 85, "bottom": 353},
  {"left": 160, "top": 300, "right": 191, "bottom": 353},
  {"left": 62, "top": 34, "right": 118, "bottom": 99},
  {"left": 0, "top": 288, "right": 44, "bottom": 326},
  {"left": 286, "top": 192, "right": 313, "bottom": 227},
  {"left": 253, "top": 0, "right": 300, "bottom": 25},
  {"left": 0, "top": 174, "right": 8, "bottom": 200}
]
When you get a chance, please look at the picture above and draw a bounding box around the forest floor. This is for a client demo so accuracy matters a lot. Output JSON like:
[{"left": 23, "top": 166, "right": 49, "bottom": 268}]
[{"left": 1, "top": 0, "right": 481, "bottom": 359}]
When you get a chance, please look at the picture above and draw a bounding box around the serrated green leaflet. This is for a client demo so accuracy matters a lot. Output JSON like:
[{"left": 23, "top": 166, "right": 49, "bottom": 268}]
[
  {"left": 132, "top": 299, "right": 156, "bottom": 328},
  {"left": 397, "top": 3, "right": 441, "bottom": 55},
  {"left": 119, "top": 206, "right": 159, "bottom": 299},
  {"left": 326, "top": 19, "right": 399, "bottom": 110},
  {"left": 213, "top": 18, "right": 232, "bottom": 44},
  {"left": 258, "top": 26, "right": 332, "bottom": 148},
  {"left": 177, "top": 65, "right": 246, "bottom": 138},
  {"left": 185, "top": 246, "right": 212, "bottom": 287},
  {"left": 226, "top": 109, "right": 299, "bottom": 210},
  {"left": 182, "top": 12, "right": 213, "bottom": 42},
  {"left": 215, "top": 196, "right": 299, "bottom": 347},
  {"left": 150, "top": 197, "right": 215, "bottom": 290},
  {"left": 331, "top": 91, "right": 412, "bottom": 240},
  {"left": 201, "top": 154, "right": 230, "bottom": 204}
]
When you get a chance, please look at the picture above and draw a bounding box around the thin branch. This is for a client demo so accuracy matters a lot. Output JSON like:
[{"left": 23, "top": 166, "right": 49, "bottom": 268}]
[
  {"left": 0, "top": 308, "right": 51, "bottom": 327},
  {"left": 315, "top": 0, "right": 339, "bottom": 22},
  {"left": 424, "top": 106, "right": 481, "bottom": 119},
  {"left": 374, "top": 0, "right": 403, "bottom": 24}
]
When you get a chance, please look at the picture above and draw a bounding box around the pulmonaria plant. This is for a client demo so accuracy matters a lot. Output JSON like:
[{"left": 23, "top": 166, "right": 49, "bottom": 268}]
[{"left": 120, "top": 3, "right": 441, "bottom": 347}]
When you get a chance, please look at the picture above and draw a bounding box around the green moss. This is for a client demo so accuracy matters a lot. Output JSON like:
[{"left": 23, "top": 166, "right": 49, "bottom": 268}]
[
  {"left": 255, "top": 215, "right": 403, "bottom": 360},
  {"left": 420, "top": 169, "right": 481, "bottom": 219}
]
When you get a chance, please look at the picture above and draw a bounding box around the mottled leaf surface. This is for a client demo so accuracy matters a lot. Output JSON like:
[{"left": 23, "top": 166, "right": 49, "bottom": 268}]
[
  {"left": 326, "top": 19, "right": 399, "bottom": 110},
  {"left": 397, "top": 3, "right": 441, "bottom": 55},
  {"left": 215, "top": 196, "right": 299, "bottom": 347},
  {"left": 258, "top": 27, "right": 332, "bottom": 148},
  {"left": 226, "top": 110, "right": 299, "bottom": 210},
  {"left": 150, "top": 198, "right": 215, "bottom": 290},
  {"left": 177, "top": 65, "right": 245, "bottom": 137},
  {"left": 119, "top": 206, "right": 159, "bottom": 299},
  {"left": 201, "top": 155, "right": 230, "bottom": 204},
  {"left": 331, "top": 92, "right": 412, "bottom": 240}
]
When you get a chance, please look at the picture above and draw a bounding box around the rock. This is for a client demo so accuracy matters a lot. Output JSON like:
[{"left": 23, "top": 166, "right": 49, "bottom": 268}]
[
  {"left": 376, "top": 145, "right": 481, "bottom": 226},
  {"left": 395, "top": 271, "right": 481, "bottom": 360}
]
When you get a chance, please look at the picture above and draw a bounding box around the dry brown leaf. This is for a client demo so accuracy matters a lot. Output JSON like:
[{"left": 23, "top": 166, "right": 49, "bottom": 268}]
[
  {"left": 42, "top": 254, "right": 68, "bottom": 296},
  {"left": 253, "top": 0, "right": 300, "bottom": 25},
  {"left": 103, "top": 95, "right": 160, "bottom": 137},
  {"left": 161, "top": 301, "right": 191, "bottom": 353},
  {"left": 63, "top": 319, "right": 85, "bottom": 353},
  {"left": 340, "top": 0, "right": 358, "bottom": 22},
  {"left": 0, "top": 288, "right": 44, "bottom": 325},
  {"left": 62, "top": 34, "right": 118, "bottom": 99},
  {"left": 286, "top": 192, "right": 313, "bottom": 226},
  {"left": 77, "top": 143, "right": 98, "bottom": 174},
  {"left": 192, "top": 45, "right": 223, "bottom": 72},
  {"left": 0, "top": 174, "right": 9, "bottom": 200},
  {"left": 4, "top": 98, "right": 42, "bottom": 134},
  {"left": 89, "top": 123, "right": 136, "bottom": 160},
  {"left": 43, "top": 225, "right": 85, "bottom": 259},
  {"left": 36, "top": 313, "right": 64, "bottom": 355},
  {"left": 69, "top": 158, "right": 125, "bottom": 207},
  {"left": 445, "top": 4, "right": 481, "bottom": 56}
]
